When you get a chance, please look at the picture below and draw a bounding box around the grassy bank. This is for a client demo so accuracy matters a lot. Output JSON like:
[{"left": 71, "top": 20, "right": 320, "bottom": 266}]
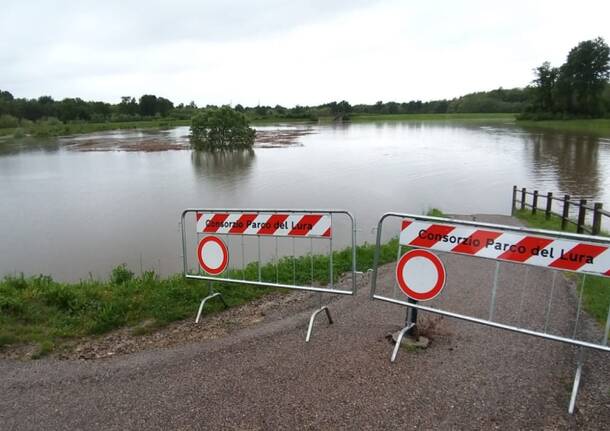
[
  {"left": 0, "top": 118, "right": 191, "bottom": 139},
  {"left": 0, "top": 239, "right": 400, "bottom": 356},
  {"left": 514, "top": 209, "right": 610, "bottom": 325},
  {"left": 350, "top": 113, "right": 517, "bottom": 122},
  {"left": 1, "top": 113, "right": 520, "bottom": 139},
  {"left": 517, "top": 118, "right": 610, "bottom": 137}
]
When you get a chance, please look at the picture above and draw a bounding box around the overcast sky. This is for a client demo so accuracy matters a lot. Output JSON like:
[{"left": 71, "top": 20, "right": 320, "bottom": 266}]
[{"left": 2, "top": 0, "right": 610, "bottom": 107}]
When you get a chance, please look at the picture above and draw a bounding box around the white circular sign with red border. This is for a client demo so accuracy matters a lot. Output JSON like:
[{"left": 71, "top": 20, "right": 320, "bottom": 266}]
[
  {"left": 197, "top": 236, "right": 229, "bottom": 275},
  {"left": 395, "top": 249, "right": 446, "bottom": 301}
]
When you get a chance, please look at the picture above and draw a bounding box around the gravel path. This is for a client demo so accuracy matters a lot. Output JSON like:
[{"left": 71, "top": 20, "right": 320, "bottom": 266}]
[{"left": 1, "top": 215, "right": 609, "bottom": 430}]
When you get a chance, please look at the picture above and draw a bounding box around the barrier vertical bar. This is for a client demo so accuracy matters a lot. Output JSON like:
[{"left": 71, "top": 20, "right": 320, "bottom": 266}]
[
  {"left": 489, "top": 262, "right": 500, "bottom": 321},
  {"left": 292, "top": 237, "right": 296, "bottom": 286},
  {"left": 329, "top": 214, "right": 334, "bottom": 289},
  {"left": 603, "top": 303, "right": 610, "bottom": 346},
  {"left": 275, "top": 237, "right": 279, "bottom": 283},
  {"left": 572, "top": 275, "right": 586, "bottom": 338},
  {"left": 241, "top": 235, "right": 246, "bottom": 280},
  {"left": 516, "top": 267, "right": 529, "bottom": 325},
  {"left": 544, "top": 271, "right": 557, "bottom": 333},
  {"left": 257, "top": 235, "right": 262, "bottom": 281}
]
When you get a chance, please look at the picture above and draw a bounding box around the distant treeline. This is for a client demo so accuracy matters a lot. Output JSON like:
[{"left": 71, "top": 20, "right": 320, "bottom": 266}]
[{"left": 0, "top": 87, "right": 529, "bottom": 130}]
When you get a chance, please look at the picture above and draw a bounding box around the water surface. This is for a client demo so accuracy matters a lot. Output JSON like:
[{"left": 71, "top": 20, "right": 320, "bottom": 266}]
[{"left": 1, "top": 121, "right": 608, "bottom": 281}]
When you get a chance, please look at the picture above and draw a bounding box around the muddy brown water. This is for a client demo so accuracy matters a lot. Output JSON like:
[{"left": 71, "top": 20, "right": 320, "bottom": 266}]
[{"left": 1, "top": 121, "right": 609, "bottom": 281}]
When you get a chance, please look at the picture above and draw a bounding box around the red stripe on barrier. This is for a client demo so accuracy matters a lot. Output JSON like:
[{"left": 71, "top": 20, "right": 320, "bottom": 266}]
[
  {"left": 196, "top": 212, "right": 202, "bottom": 221},
  {"left": 497, "top": 236, "right": 554, "bottom": 262},
  {"left": 401, "top": 220, "right": 412, "bottom": 230},
  {"left": 605, "top": 269, "right": 610, "bottom": 276},
  {"left": 257, "top": 214, "right": 289, "bottom": 235},
  {"left": 452, "top": 230, "right": 503, "bottom": 255},
  {"left": 549, "top": 244, "right": 607, "bottom": 271},
  {"left": 409, "top": 224, "right": 455, "bottom": 248},
  {"left": 228, "top": 213, "right": 258, "bottom": 234},
  {"left": 288, "top": 214, "right": 322, "bottom": 236},
  {"left": 203, "top": 213, "right": 229, "bottom": 233},
  {"left": 322, "top": 227, "right": 331, "bottom": 237}
]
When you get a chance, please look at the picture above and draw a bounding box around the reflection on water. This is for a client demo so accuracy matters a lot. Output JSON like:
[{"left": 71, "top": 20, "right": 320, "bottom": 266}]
[
  {"left": 191, "top": 149, "right": 255, "bottom": 180},
  {"left": 0, "top": 137, "right": 61, "bottom": 156},
  {"left": 526, "top": 132, "right": 602, "bottom": 199},
  {"left": 1, "top": 121, "right": 609, "bottom": 281}
]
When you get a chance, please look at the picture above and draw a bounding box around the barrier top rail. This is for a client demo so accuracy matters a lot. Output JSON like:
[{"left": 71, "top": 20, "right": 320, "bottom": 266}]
[{"left": 181, "top": 208, "right": 357, "bottom": 295}]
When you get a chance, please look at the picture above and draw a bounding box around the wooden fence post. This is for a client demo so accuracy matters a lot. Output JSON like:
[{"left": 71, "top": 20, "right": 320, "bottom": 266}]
[
  {"left": 512, "top": 186, "right": 517, "bottom": 215},
  {"left": 592, "top": 203, "right": 603, "bottom": 235},
  {"left": 545, "top": 192, "right": 553, "bottom": 220},
  {"left": 521, "top": 188, "right": 526, "bottom": 210},
  {"left": 577, "top": 199, "right": 587, "bottom": 234},
  {"left": 532, "top": 190, "right": 539, "bottom": 215},
  {"left": 561, "top": 195, "right": 570, "bottom": 231}
]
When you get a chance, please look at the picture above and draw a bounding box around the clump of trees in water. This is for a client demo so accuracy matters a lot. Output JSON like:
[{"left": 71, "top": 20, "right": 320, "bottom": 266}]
[
  {"left": 190, "top": 107, "right": 255, "bottom": 150},
  {"left": 522, "top": 37, "right": 610, "bottom": 119}
]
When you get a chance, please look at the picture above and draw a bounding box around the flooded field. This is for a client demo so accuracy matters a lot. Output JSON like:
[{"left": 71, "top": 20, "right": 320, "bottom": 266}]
[{"left": 1, "top": 121, "right": 609, "bottom": 281}]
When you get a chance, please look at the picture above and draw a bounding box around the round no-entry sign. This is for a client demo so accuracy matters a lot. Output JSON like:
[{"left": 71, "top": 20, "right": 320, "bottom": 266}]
[
  {"left": 396, "top": 249, "right": 446, "bottom": 301},
  {"left": 197, "top": 236, "right": 229, "bottom": 275}
]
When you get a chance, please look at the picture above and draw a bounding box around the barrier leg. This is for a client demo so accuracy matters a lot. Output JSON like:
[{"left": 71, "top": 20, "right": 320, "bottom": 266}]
[
  {"left": 568, "top": 347, "right": 584, "bottom": 414},
  {"left": 195, "top": 292, "right": 228, "bottom": 323},
  {"left": 390, "top": 322, "right": 416, "bottom": 363},
  {"left": 305, "top": 306, "right": 333, "bottom": 342}
]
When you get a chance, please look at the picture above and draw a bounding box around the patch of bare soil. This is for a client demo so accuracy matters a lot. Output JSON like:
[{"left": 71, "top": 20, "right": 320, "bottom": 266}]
[
  {"left": 253, "top": 128, "right": 315, "bottom": 148},
  {"left": 65, "top": 128, "right": 315, "bottom": 152},
  {"left": 67, "top": 138, "right": 189, "bottom": 152}
]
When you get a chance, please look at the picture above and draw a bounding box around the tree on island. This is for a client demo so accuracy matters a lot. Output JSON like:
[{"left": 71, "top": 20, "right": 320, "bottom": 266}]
[{"left": 190, "top": 106, "right": 255, "bottom": 150}]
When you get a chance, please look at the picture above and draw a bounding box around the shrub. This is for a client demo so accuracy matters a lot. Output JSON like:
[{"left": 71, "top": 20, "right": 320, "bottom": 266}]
[
  {"left": 0, "top": 114, "right": 19, "bottom": 128},
  {"left": 190, "top": 107, "right": 255, "bottom": 150},
  {"left": 111, "top": 264, "right": 134, "bottom": 285}
]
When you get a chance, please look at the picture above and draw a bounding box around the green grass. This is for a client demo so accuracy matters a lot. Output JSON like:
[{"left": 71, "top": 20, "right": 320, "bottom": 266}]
[
  {"left": 517, "top": 118, "right": 610, "bottom": 137},
  {"left": 0, "top": 119, "right": 191, "bottom": 139},
  {"left": 0, "top": 239, "right": 400, "bottom": 355},
  {"left": 514, "top": 208, "right": 610, "bottom": 325},
  {"left": 350, "top": 113, "right": 517, "bottom": 123},
  {"left": 513, "top": 209, "right": 581, "bottom": 233}
]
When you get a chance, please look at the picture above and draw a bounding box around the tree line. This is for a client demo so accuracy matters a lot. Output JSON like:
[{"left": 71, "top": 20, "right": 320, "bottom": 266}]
[
  {"left": 523, "top": 37, "right": 610, "bottom": 119},
  {"left": 0, "top": 87, "right": 530, "bottom": 131}
]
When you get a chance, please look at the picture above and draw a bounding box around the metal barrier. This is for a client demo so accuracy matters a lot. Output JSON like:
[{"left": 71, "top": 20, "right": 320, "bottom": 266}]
[
  {"left": 181, "top": 208, "right": 357, "bottom": 341},
  {"left": 370, "top": 212, "right": 610, "bottom": 413}
]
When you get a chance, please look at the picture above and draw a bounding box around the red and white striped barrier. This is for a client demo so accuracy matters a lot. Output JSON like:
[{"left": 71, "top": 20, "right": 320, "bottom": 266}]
[
  {"left": 196, "top": 212, "right": 332, "bottom": 238},
  {"left": 400, "top": 219, "right": 610, "bottom": 277}
]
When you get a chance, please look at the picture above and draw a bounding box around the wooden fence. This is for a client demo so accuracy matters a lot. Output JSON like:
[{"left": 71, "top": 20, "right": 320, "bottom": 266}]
[{"left": 512, "top": 185, "right": 608, "bottom": 235}]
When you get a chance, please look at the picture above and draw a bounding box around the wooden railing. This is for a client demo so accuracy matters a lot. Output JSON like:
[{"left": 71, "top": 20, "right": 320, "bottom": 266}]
[{"left": 512, "top": 185, "right": 608, "bottom": 235}]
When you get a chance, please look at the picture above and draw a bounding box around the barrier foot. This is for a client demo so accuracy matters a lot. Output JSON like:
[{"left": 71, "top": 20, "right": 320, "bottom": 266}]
[
  {"left": 568, "top": 348, "right": 584, "bottom": 414},
  {"left": 195, "top": 292, "right": 228, "bottom": 323},
  {"left": 305, "top": 306, "right": 333, "bottom": 342},
  {"left": 390, "top": 322, "right": 416, "bottom": 363}
]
